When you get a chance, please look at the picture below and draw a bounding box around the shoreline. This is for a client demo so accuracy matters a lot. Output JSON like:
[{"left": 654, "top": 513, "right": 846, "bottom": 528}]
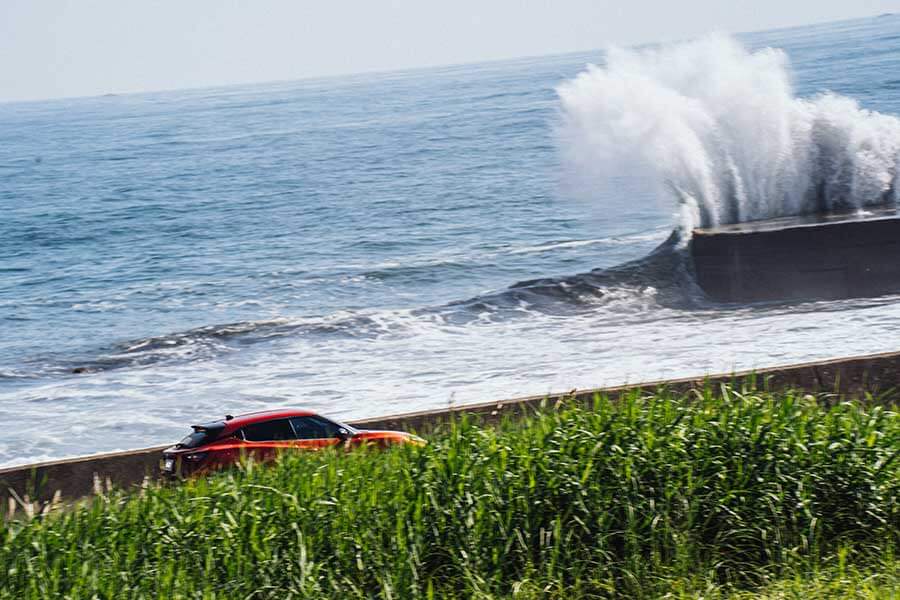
[{"left": 3, "top": 348, "right": 900, "bottom": 509}]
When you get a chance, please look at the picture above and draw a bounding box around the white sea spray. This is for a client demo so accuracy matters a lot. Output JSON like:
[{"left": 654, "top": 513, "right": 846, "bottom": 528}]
[{"left": 556, "top": 34, "right": 900, "bottom": 230}]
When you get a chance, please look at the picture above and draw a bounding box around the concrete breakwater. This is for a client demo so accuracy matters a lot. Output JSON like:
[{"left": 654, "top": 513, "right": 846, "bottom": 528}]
[
  {"left": 691, "top": 207, "right": 900, "bottom": 302},
  {"left": 3, "top": 350, "right": 900, "bottom": 512}
]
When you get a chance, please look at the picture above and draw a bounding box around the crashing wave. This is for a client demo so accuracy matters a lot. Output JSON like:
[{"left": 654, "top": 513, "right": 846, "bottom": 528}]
[{"left": 556, "top": 34, "right": 900, "bottom": 230}]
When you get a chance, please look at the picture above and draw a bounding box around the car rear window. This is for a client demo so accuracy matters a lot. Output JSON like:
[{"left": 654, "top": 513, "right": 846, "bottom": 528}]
[
  {"left": 178, "top": 421, "right": 226, "bottom": 448},
  {"left": 178, "top": 430, "right": 216, "bottom": 449}
]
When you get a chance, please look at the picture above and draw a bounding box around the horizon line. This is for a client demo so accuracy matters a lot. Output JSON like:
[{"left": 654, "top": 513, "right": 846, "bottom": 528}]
[{"left": 0, "top": 11, "right": 891, "bottom": 107}]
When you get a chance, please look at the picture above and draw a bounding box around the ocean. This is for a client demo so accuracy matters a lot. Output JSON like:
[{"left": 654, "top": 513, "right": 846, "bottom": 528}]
[{"left": 2, "top": 14, "right": 900, "bottom": 466}]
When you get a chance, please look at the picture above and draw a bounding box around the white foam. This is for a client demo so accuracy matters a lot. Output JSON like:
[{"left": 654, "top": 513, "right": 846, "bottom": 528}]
[{"left": 556, "top": 34, "right": 900, "bottom": 229}]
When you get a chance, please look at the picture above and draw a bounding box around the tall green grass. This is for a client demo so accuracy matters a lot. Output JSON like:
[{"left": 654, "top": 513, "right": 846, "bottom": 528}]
[{"left": 1, "top": 386, "right": 898, "bottom": 599}]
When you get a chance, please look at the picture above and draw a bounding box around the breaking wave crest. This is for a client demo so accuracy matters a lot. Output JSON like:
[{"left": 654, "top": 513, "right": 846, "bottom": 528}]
[{"left": 556, "top": 34, "right": 900, "bottom": 229}]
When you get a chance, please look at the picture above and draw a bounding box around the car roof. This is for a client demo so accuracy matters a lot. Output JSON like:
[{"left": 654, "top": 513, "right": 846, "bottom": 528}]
[{"left": 194, "top": 408, "right": 319, "bottom": 436}]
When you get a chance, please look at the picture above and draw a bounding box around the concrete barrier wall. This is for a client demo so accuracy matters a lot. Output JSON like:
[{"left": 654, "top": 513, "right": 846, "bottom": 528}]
[
  {"left": 4, "top": 350, "right": 900, "bottom": 513},
  {"left": 691, "top": 211, "right": 900, "bottom": 302}
]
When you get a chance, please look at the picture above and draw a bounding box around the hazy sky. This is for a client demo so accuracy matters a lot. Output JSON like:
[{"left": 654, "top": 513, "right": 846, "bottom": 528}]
[{"left": 2, "top": 0, "right": 899, "bottom": 102}]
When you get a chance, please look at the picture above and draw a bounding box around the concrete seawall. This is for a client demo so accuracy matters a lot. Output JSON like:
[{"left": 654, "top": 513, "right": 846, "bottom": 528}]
[
  {"left": 4, "top": 350, "right": 900, "bottom": 513},
  {"left": 691, "top": 207, "right": 900, "bottom": 302}
]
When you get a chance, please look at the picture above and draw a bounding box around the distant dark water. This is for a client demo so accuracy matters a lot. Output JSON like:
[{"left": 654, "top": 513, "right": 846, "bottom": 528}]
[{"left": 2, "top": 15, "right": 900, "bottom": 466}]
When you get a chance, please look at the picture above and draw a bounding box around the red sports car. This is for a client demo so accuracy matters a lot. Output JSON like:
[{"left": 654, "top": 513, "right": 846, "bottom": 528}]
[{"left": 161, "top": 408, "right": 425, "bottom": 476}]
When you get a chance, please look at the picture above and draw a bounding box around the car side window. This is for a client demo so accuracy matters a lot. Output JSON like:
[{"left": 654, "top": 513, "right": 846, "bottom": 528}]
[
  {"left": 290, "top": 416, "right": 342, "bottom": 440},
  {"left": 241, "top": 419, "right": 297, "bottom": 442}
]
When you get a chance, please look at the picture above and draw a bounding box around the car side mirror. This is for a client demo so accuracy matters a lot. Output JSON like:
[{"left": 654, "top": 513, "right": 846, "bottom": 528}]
[{"left": 336, "top": 427, "right": 350, "bottom": 440}]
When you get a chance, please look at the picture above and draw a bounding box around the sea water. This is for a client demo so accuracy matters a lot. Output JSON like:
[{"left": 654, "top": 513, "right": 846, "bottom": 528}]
[{"left": 2, "top": 14, "right": 900, "bottom": 466}]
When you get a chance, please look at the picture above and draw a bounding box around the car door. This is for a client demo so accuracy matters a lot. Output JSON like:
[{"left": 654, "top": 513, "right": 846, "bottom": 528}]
[
  {"left": 288, "top": 415, "right": 344, "bottom": 449},
  {"left": 239, "top": 418, "right": 299, "bottom": 462}
]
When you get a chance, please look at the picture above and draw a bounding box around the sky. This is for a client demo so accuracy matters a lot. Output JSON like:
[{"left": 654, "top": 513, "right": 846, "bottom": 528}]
[{"left": 2, "top": 0, "right": 899, "bottom": 103}]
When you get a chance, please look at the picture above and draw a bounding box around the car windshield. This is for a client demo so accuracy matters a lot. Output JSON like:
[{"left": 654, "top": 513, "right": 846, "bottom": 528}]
[{"left": 336, "top": 420, "right": 358, "bottom": 434}]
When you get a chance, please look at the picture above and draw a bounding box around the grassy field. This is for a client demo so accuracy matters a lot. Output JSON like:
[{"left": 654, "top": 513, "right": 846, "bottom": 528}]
[{"left": 1, "top": 385, "right": 898, "bottom": 599}]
